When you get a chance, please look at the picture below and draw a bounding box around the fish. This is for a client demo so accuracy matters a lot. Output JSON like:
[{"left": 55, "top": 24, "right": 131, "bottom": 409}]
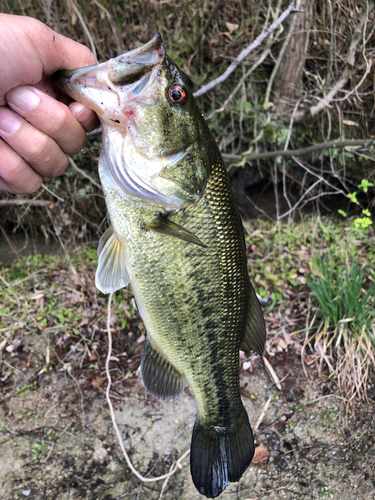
[{"left": 53, "top": 34, "right": 266, "bottom": 498}]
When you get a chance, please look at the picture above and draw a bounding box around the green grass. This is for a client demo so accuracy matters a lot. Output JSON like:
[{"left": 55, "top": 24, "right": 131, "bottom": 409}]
[{"left": 308, "top": 255, "right": 375, "bottom": 332}]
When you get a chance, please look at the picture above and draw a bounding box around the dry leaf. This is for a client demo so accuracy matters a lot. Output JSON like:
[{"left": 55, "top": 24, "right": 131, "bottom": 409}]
[
  {"left": 92, "top": 377, "right": 107, "bottom": 388},
  {"left": 252, "top": 443, "right": 270, "bottom": 466},
  {"left": 29, "top": 292, "right": 45, "bottom": 300},
  {"left": 136, "top": 334, "right": 146, "bottom": 344},
  {"left": 226, "top": 22, "right": 239, "bottom": 33}
]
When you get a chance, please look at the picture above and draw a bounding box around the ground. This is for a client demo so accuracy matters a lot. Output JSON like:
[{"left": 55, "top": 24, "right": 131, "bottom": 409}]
[
  {"left": 1, "top": 221, "right": 375, "bottom": 499},
  {"left": 1, "top": 338, "right": 375, "bottom": 499}
]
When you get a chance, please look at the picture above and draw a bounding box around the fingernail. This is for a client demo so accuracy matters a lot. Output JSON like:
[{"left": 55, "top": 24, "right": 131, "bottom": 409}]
[
  {"left": 0, "top": 108, "right": 22, "bottom": 134},
  {"left": 6, "top": 86, "right": 41, "bottom": 112}
]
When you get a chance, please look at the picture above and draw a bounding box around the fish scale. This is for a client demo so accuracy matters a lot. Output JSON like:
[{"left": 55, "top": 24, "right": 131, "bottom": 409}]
[{"left": 52, "top": 33, "right": 266, "bottom": 498}]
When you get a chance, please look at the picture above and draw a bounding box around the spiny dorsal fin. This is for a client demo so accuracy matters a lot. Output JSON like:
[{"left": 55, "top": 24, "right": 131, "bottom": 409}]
[
  {"left": 95, "top": 227, "right": 131, "bottom": 294},
  {"left": 240, "top": 280, "right": 267, "bottom": 356},
  {"left": 140, "top": 338, "right": 186, "bottom": 401},
  {"left": 143, "top": 213, "right": 207, "bottom": 248}
]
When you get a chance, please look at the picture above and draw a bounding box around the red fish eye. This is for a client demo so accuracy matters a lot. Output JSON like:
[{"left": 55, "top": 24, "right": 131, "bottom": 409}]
[{"left": 168, "top": 85, "right": 187, "bottom": 105}]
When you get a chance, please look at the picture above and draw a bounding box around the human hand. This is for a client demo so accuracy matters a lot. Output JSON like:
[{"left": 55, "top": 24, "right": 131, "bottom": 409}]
[{"left": 0, "top": 14, "right": 100, "bottom": 194}]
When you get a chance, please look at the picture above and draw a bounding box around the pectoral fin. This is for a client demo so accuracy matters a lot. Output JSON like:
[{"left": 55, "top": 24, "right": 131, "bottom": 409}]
[
  {"left": 95, "top": 227, "right": 131, "bottom": 294},
  {"left": 240, "top": 280, "right": 267, "bottom": 356},
  {"left": 143, "top": 213, "right": 207, "bottom": 248},
  {"left": 140, "top": 338, "right": 186, "bottom": 401}
]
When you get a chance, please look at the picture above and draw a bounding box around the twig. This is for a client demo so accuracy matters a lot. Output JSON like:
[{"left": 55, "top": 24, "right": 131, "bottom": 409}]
[
  {"left": 105, "top": 292, "right": 190, "bottom": 483},
  {"left": 206, "top": 39, "right": 274, "bottom": 120},
  {"left": 222, "top": 138, "right": 375, "bottom": 163},
  {"left": 0, "top": 199, "right": 53, "bottom": 206},
  {"left": 195, "top": 0, "right": 224, "bottom": 46},
  {"left": 193, "top": 0, "right": 297, "bottom": 97},
  {"left": 91, "top": 0, "right": 122, "bottom": 54},
  {"left": 0, "top": 224, "right": 21, "bottom": 262},
  {"left": 253, "top": 395, "right": 272, "bottom": 432},
  {"left": 68, "top": 157, "right": 103, "bottom": 190},
  {"left": 69, "top": 0, "right": 98, "bottom": 62}
]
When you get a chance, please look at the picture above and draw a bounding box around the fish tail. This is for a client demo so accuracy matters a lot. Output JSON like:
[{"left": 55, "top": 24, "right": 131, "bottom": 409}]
[{"left": 190, "top": 405, "right": 254, "bottom": 498}]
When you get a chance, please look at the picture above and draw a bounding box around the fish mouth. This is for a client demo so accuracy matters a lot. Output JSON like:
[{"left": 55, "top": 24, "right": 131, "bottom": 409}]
[
  {"left": 52, "top": 33, "right": 165, "bottom": 119},
  {"left": 52, "top": 34, "right": 192, "bottom": 211}
]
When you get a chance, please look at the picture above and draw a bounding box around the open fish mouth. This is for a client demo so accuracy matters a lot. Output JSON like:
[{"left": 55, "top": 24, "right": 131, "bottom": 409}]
[
  {"left": 52, "top": 33, "right": 165, "bottom": 121},
  {"left": 53, "top": 34, "right": 195, "bottom": 210}
]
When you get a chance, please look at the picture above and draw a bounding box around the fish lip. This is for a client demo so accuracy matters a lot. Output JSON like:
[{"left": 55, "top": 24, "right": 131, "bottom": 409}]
[{"left": 52, "top": 33, "right": 165, "bottom": 89}]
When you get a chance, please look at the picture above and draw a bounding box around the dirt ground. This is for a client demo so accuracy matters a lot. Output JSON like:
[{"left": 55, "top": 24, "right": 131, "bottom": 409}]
[{"left": 1, "top": 341, "right": 375, "bottom": 500}]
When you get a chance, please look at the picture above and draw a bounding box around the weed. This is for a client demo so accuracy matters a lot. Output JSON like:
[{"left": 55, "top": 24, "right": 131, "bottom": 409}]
[
  {"left": 307, "top": 254, "right": 375, "bottom": 401},
  {"left": 32, "top": 439, "right": 51, "bottom": 460}
]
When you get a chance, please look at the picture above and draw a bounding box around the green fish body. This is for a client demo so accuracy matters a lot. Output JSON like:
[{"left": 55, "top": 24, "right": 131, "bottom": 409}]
[{"left": 53, "top": 34, "right": 266, "bottom": 498}]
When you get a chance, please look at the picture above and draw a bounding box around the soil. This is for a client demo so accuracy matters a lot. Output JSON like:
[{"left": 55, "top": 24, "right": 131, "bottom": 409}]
[{"left": 1, "top": 336, "right": 375, "bottom": 500}]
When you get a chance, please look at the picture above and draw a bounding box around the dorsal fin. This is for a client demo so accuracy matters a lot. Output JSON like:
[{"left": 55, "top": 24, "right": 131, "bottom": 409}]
[
  {"left": 240, "top": 281, "right": 267, "bottom": 355},
  {"left": 95, "top": 227, "right": 131, "bottom": 294}
]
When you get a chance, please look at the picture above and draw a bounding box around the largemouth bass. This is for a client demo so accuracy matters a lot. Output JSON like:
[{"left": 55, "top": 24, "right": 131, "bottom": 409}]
[{"left": 53, "top": 34, "right": 266, "bottom": 498}]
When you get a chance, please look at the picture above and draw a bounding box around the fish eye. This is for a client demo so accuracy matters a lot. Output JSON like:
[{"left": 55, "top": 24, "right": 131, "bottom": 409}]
[{"left": 168, "top": 84, "right": 187, "bottom": 105}]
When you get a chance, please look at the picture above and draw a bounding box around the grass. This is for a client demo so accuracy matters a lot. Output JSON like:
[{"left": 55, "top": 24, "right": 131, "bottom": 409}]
[
  {"left": 245, "top": 216, "right": 375, "bottom": 402},
  {"left": 307, "top": 255, "right": 375, "bottom": 402}
]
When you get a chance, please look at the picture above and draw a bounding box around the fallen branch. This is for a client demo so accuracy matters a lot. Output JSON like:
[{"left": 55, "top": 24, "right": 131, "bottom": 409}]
[
  {"left": 223, "top": 138, "right": 375, "bottom": 164},
  {"left": 193, "top": 0, "right": 297, "bottom": 98}
]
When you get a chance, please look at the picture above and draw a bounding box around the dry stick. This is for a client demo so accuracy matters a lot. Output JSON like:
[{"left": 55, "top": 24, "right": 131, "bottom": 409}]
[
  {"left": 206, "top": 40, "right": 274, "bottom": 120},
  {"left": 69, "top": 0, "right": 98, "bottom": 63},
  {"left": 222, "top": 138, "right": 375, "bottom": 163},
  {"left": 193, "top": 0, "right": 297, "bottom": 98},
  {"left": 105, "top": 292, "right": 190, "bottom": 484},
  {"left": 0, "top": 199, "right": 52, "bottom": 207},
  {"left": 42, "top": 183, "right": 100, "bottom": 230},
  {"left": 91, "top": 0, "right": 122, "bottom": 54},
  {"left": 195, "top": 0, "right": 224, "bottom": 46},
  {"left": 294, "top": 7, "right": 371, "bottom": 122},
  {"left": 68, "top": 157, "right": 103, "bottom": 190},
  {"left": 0, "top": 224, "right": 21, "bottom": 262}
]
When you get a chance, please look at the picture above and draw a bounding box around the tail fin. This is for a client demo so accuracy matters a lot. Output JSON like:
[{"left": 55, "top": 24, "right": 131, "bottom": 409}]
[{"left": 190, "top": 406, "right": 254, "bottom": 498}]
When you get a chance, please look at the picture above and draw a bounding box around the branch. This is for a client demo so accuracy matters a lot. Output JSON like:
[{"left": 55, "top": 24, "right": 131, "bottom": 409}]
[
  {"left": 223, "top": 138, "right": 375, "bottom": 164},
  {"left": 294, "top": 6, "right": 371, "bottom": 122},
  {"left": 193, "top": 0, "right": 297, "bottom": 98},
  {"left": 0, "top": 199, "right": 53, "bottom": 207}
]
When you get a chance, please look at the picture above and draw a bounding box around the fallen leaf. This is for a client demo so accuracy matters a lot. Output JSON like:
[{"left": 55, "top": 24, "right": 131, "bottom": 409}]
[
  {"left": 92, "top": 377, "right": 107, "bottom": 388},
  {"left": 136, "top": 334, "right": 146, "bottom": 344},
  {"left": 226, "top": 22, "right": 239, "bottom": 33},
  {"left": 29, "top": 292, "right": 44, "bottom": 300},
  {"left": 252, "top": 443, "right": 270, "bottom": 466}
]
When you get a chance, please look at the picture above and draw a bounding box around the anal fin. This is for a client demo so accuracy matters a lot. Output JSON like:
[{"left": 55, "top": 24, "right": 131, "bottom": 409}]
[
  {"left": 143, "top": 213, "right": 207, "bottom": 248},
  {"left": 140, "top": 338, "right": 186, "bottom": 401},
  {"left": 240, "top": 280, "right": 267, "bottom": 355},
  {"left": 95, "top": 227, "right": 131, "bottom": 294}
]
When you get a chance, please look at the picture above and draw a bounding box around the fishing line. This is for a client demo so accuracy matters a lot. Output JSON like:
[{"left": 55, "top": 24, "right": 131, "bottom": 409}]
[{"left": 105, "top": 292, "right": 190, "bottom": 484}]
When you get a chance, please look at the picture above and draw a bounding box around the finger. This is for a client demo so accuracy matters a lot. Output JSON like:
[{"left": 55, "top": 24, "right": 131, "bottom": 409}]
[
  {"left": 0, "top": 108, "right": 69, "bottom": 179},
  {"left": 69, "top": 102, "right": 100, "bottom": 132},
  {"left": 6, "top": 86, "right": 87, "bottom": 154},
  {"left": 0, "top": 15, "right": 96, "bottom": 100},
  {"left": 0, "top": 137, "right": 42, "bottom": 194}
]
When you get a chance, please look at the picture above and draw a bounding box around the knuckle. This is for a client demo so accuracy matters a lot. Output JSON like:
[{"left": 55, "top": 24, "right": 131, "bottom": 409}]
[
  {"left": 43, "top": 153, "right": 69, "bottom": 178},
  {"left": 28, "top": 133, "right": 50, "bottom": 164},
  {"left": 16, "top": 176, "right": 42, "bottom": 195}
]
